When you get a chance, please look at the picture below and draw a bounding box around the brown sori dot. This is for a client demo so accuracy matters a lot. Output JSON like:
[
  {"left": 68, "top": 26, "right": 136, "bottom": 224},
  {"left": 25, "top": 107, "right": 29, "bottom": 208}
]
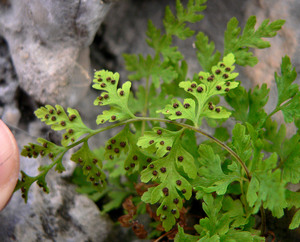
[
  {"left": 220, "top": 63, "right": 225, "bottom": 67},
  {"left": 199, "top": 75, "right": 203, "bottom": 80},
  {"left": 119, "top": 90, "right": 124, "bottom": 96},
  {"left": 114, "top": 148, "right": 119, "bottom": 153},
  {"left": 120, "top": 142, "right": 126, "bottom": 147},
  {"left": 97, "top": 77, "right": 102, "bottom": 82},
  {"left": 142, "top": 166, "right": 147, "bottom": 170},
  {"left": 33, "top": 151, "right": 38, "bottom": 156},
  {"left": 226, "top": 81, "right": 230, "bottom": 86},
  {"left": 176, "top": 180, "right": 182, "bottom": 186},
  {"left": 45, "top": 114, "right": 49, "bottom": 119},
  {"left": 78, "top": 158, "right": 83, "bottom": 163},
  {"left": 182, "top": 189, "right": 186, "bottom": 194},
  {"left": 49, "top": 153, "right": 54, "bottom": 158},
  {"left": 178, "top": 156, "right": 184, "bottom": 162},
  {"left": 28, "top": 153, "right": 32, "bottom": 158},
  {"left": 98, "top": 96, "right": 103, "bottom": 100},
  {"left": 171, "top": 209, "right": 176, "bottom": 214},
  {"left": 225, "top": 88, "right": 230, "bottom": 92},
  {"left": 125, "top": 167, "right": 130, "bottom": 170},
  {"left": 130, "top": 163, "right": 135, "bottom": 167},
  {"left": 209, "top": 105, "right": 214, "bottom": 110},
  {"left": 188, "top": 88, "right": 193, "bottom": 92},
  {"left": 90, "top": 177, "right": 95, "bottom": 181},
  {"left": 162, "top": 205, "right": 168, "bottom": 210},
  {"left": 157, "top": 129, "right": 162, "bottom": 135},
  {"left": 71, "top": 138, "right": 75, "bottom": 142},
  {"left": 111, "top": 139, "right": 116, "bottom": 144},
  {"left": 111, "top": 115, "right": 116, "bottom": 120},
  {"left": 106, "top": 77, "right": 111, "bottom": 81},
  {"left": 147, "top": 158, "right": 152, "bottom": 163},
  {"left": 215, "top": 108, "right": 221, "bottom": 113},
  {"left": 40, "top": 150, "right": 45, "bottom": 156},
  {"left": 51, "top": 116, "right": 56, "bottom": 121},
  {"left": 184, "top": 103, "right": 190, "bottom": 109},
  {"left": 223, "top": 73, "right": 229, "bottom": 79},
  {"left": 207, "top": 76, "right": 214, "bottom": 82},
  {"left": 152, "top": 170, "right": 158, "bottom": 176},
  {"left": 160, "top": 167, "right": 166, "bottom": 173},
  {"left": 150, "top": 164, "right": 154, "bottom": 168},
  {"left": 191, "top": 83, "right": 196, "bottom": 88},
  {"left": 225, "top": 67, "right": 231, "bottom": 72},
  {"left": 111, "top": 80, "right": 116, "bottom": 84},
  {"left": 68, "top": 129, "right": 74, "bottom": 134},
  {"left": 107, "top": 145, "right": 112, "bottom": 150},
  {"left": 96, "top": 171, "right": 101, "bottom": 177},
  {"left": 86, "top": 165, "right": 91, "bottom": 170},
  {"left": 49, "top": 109, "right": 54, "bottom": 114},
  {"left": 215, "top": 69, "right": 221, "bottom": 74},
  {"left": 69, "top": 114, "right": 76, "bottom": 121},
  {"left": 149, "top": 140, "right": 154, "bottom": 144},
  {"left": 216, "top": 85, "right": 222, "bottom": 90},
  {"left": 57, "top": 110, "right": 61, "bottom": 115},
  {"left": 173, "top": 103, "right": 179, "bottom": 108},
  {"left": 197, "top": 86, "right": 203, "bottom": 93},
  {"left": 26, "top": 147, "right": 31, "bottom": 152},
  {"left": 104, "top": 94, "right": 109, "bottom": 99},
  {"left": 160, "top": 141, "right": 165, "bottom": 145},
  {"left": 94, "top": 182, "right": 99, "bottom": 186},
  {"left": 64, "top": 135, "right": 68, "bottom": 140},
  {"left": 162, "top": 187, "right": 169, "bottom": 196},
  {"left": 166, "top": 146, "right": 171, "bottom": 151},
  {"left": 109, "top": 155, "right": 114, "bottom": 160},
  {"left": 133, "top": 155, "right": 138, "bottom": 160},
  {"left": 101, "top": 83, "right": 106, "bottom": 88},
  {"left": 176, "top": 111, "right": 182, "bottom": 116},
  {"left": 93, "top": 159, "right": 98, "bottom": 164},
  {"left": 173, "top": 198, "right": 179, "bottom": 204},
  {"left": 21, "top": 187, "right": 26, "bottom": 193},
  {"left": 60, "top": 121, "right": 66, "bottom": 126},
  {"left": 43, "top": 143, "right": 48, "bottom": 148}
]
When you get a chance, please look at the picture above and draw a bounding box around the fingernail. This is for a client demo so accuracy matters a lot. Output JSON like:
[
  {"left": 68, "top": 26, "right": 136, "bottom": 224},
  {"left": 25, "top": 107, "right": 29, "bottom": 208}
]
[{"left": 0, "top": 120, "right": 20, "bottom": 210}]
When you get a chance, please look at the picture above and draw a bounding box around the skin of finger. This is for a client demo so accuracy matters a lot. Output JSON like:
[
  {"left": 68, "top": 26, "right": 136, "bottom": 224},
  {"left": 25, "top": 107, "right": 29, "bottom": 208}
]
[{"left": 0, "top": 120, "right": 20, "bottom": 211}]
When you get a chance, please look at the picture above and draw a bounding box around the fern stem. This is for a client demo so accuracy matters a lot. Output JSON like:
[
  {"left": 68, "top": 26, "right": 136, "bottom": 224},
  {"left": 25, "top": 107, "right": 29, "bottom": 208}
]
[
  {"left": 259, "top": 97, "right": 294, "bottom": 128},
  {"left": 141, "top": 76, "right": 150, "bottom": 136},
  {"left": 69, "top": 117, "right": 251, "bottom": 180},
  {"left": 260, "top": 202, "right": 266, "bottom": 236}
]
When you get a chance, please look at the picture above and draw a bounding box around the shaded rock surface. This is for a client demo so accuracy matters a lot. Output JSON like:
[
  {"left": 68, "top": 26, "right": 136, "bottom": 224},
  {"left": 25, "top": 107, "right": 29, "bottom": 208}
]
[
  {"left": 0, "top": 0, "right": 111, "bottom": 106},
  {"left": 0, "top": 0, "right": 299, "bottom": 241}
]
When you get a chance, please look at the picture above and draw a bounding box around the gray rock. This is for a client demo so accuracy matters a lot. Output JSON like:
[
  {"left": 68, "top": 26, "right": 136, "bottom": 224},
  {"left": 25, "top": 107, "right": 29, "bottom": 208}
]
[{"left": 0, "top": 0, "right": 111, "bottom": 106}]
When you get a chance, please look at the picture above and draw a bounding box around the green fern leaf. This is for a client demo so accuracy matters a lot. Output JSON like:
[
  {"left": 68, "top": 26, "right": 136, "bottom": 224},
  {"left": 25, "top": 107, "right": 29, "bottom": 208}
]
[
  {"left": 93, "top": 70, "right": 135, "bottom": 124},
  {"left": 195, "top": 32, "right": 221, "bottom": 72},
  {"left": 71, "top": 142, "right": 106, "bottom": 191},
  {"left": 224, "top": 16, "right": 285, "bottom": 66},
  {"left": 158, "top": 54, "right": 239, "bottom": 125},
  {"left": 35, "top": 105, "right": 92, "bottom": 146},
  {"left": 139, "top": 130, "right": 197, "bottom": 231},
  {"left": 195, "top": 144, "right": 241, "bottom": 195}
]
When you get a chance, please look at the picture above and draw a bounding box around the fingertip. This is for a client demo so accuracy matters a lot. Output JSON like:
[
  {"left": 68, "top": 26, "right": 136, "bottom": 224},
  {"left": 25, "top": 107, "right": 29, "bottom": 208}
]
[{"left": 0, "top": 120, "right": 20, "bottom": 211}]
